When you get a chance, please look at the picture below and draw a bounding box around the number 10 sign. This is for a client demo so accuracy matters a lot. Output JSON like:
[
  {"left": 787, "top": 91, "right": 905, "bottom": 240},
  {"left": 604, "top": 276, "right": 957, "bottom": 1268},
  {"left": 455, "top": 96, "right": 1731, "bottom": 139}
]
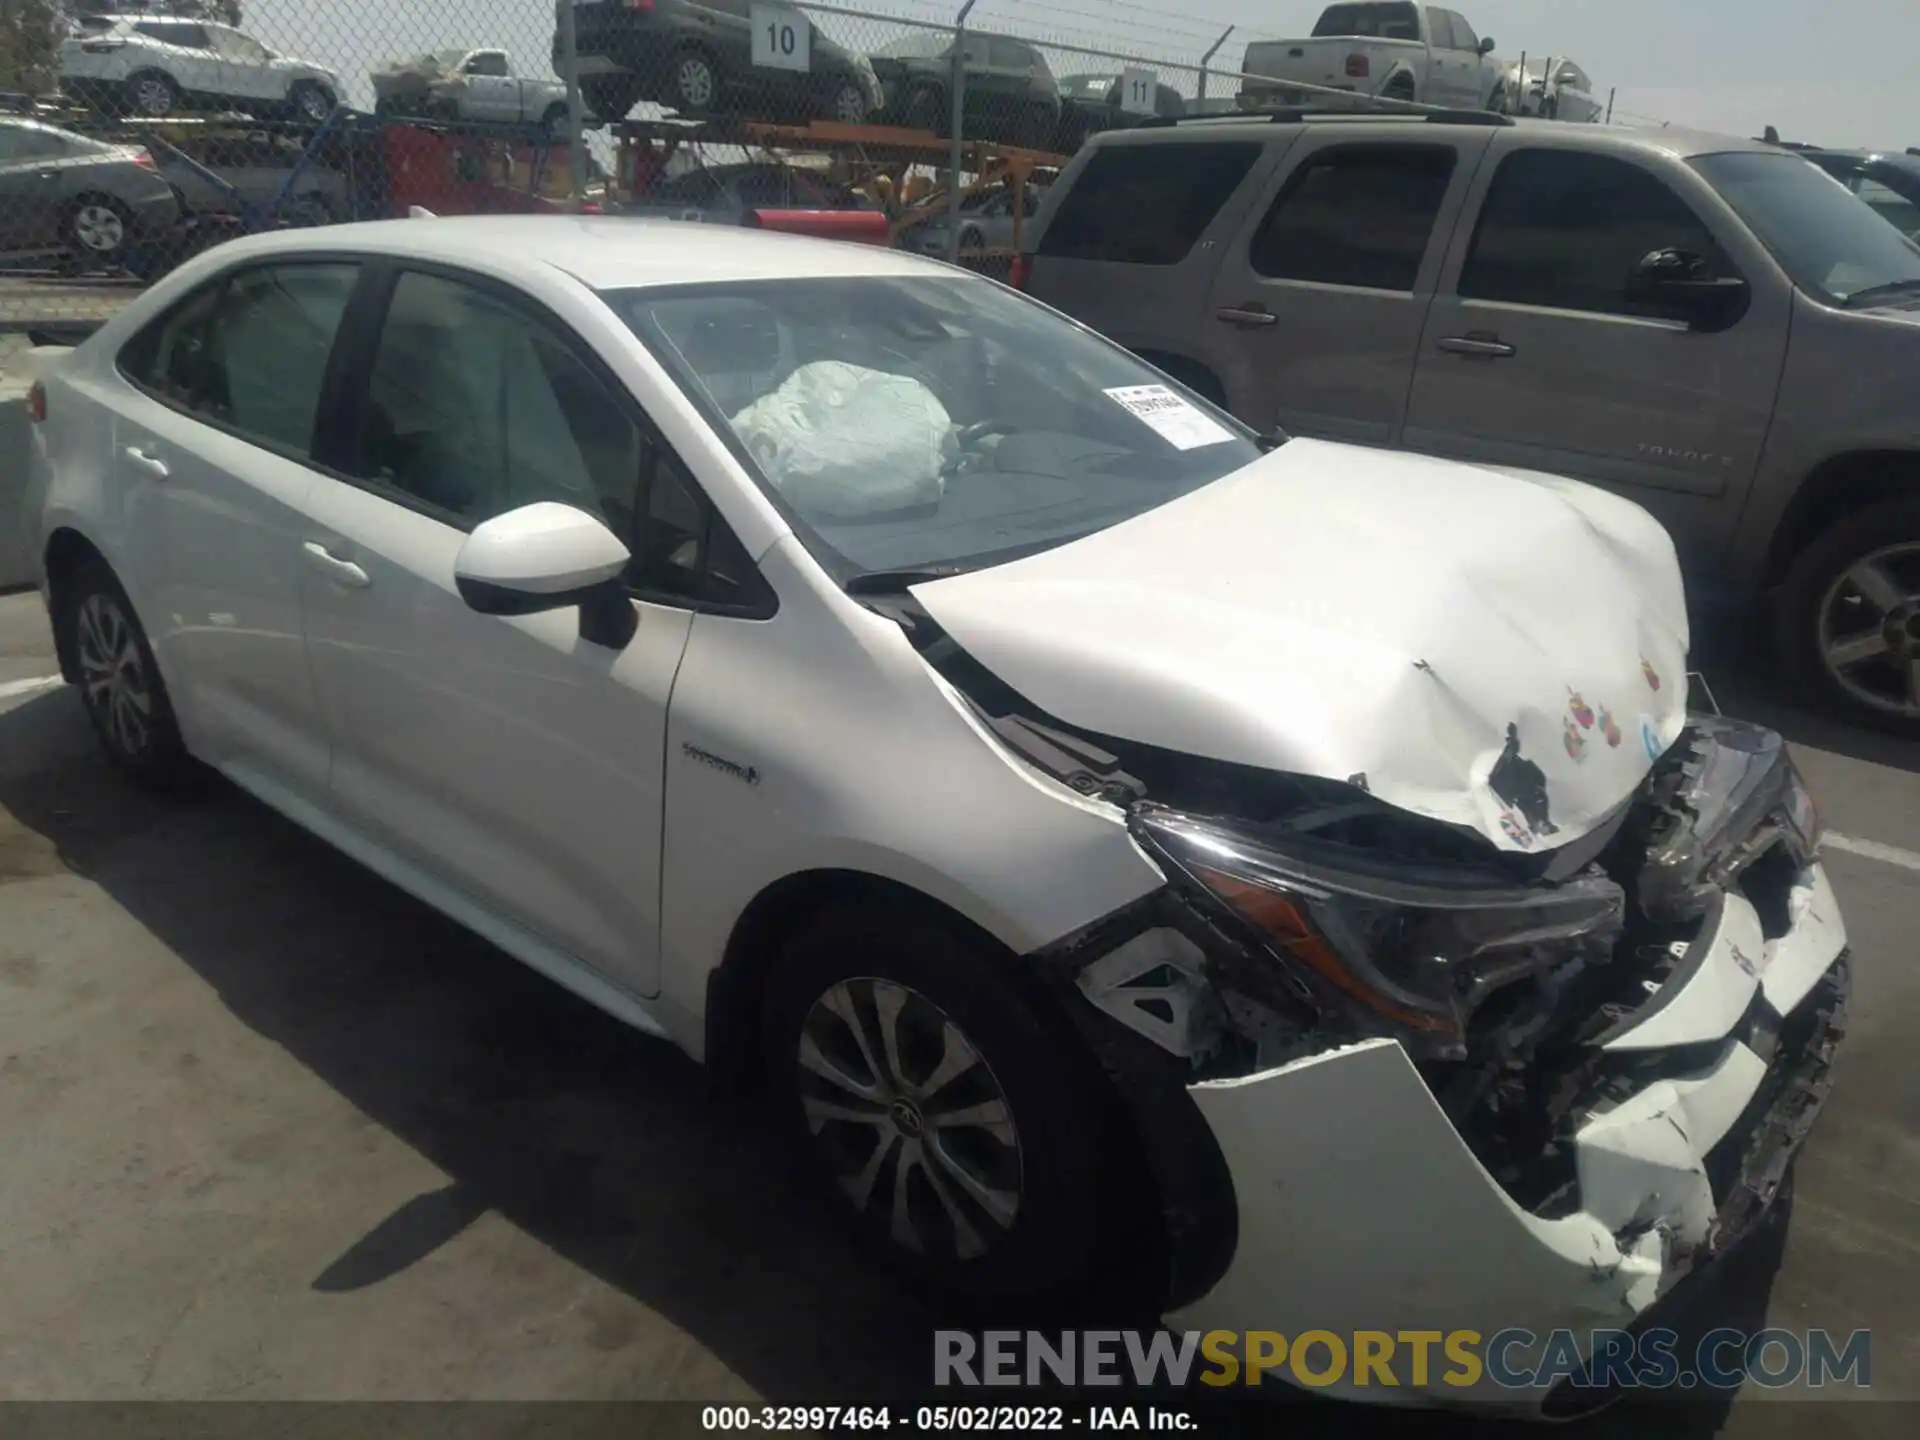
[{"left": 751, "top": 3, "right": 812, "bottom": 73}]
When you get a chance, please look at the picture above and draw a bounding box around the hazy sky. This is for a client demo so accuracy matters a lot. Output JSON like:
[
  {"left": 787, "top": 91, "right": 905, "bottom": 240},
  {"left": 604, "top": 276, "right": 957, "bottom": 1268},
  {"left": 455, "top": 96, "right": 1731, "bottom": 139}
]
[{"left": 238, "top": 0, "right": 1918, "bottom": 150}]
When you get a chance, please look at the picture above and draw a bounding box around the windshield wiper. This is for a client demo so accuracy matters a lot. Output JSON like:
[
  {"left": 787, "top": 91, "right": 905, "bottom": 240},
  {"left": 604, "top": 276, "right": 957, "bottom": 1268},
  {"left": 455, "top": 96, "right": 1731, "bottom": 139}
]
[
  {"left": 843, "top": 564, "right": 972, "bottom": 595},
  {"left": 1843, "top": 278, "right": 1920, "bottom": 308}
]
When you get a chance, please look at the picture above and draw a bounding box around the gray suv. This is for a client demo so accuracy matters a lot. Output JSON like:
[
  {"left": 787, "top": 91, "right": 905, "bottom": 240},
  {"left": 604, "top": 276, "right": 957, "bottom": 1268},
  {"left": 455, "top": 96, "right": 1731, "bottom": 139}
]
[{"left": 1021, "top": 112, "right": 1920, "bottom": 733}]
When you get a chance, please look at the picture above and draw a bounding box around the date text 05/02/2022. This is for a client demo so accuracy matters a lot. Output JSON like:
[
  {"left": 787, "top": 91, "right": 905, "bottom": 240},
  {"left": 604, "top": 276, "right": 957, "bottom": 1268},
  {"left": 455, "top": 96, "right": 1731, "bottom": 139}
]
[{"left": 701, "top": 1406, "right": 1196, "bottom": 1431}]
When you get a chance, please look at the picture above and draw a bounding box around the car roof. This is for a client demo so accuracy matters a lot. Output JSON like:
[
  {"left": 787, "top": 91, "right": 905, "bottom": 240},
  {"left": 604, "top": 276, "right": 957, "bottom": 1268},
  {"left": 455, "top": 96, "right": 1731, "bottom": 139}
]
[
  {"left": 196, "top": 215, "right": 953, "bottom": 289},
  {"left": 1083, "top": 113, "right": 1780, "bottom": 162}
]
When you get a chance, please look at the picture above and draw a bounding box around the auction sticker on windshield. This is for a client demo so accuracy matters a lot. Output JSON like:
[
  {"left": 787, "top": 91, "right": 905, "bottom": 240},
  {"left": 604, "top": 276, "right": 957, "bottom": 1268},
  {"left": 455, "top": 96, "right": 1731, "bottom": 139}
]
[{"left": 1104, "top": 384, "right": 1235, "bottom": 450}]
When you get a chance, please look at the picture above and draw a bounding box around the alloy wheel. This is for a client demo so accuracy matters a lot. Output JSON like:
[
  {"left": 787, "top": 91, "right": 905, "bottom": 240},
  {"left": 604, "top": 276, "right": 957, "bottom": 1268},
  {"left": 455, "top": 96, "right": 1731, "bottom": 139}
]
[
  {"left": 132, "top": 77, "right": 173, "bottom": 115},
  {"left": 1816, "top": 541, "right": 1920, "bottom": 719},
  {"left": 71, "top": 204, "right": 125, "bottom": 253},
  {"left": 677, "top": 57, "right": 717, "bottom": 110},
  {"left": 76, "top": 592, "right": 154, "bottom": 759},
  {"left": 833, "top": 84, "right": 866, "bottom": 123},
  {"left": 796, "top": 977, "right": 1023, "bottom": 1261},
  {"left": 296, "top": 87, "right": 332, "bottom": 123}
]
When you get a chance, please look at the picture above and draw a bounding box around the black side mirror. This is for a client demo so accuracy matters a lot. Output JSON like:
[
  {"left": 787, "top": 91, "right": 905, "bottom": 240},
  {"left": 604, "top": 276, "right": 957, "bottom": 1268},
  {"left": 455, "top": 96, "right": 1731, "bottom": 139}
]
[
  {"left": 1478, "top": 36, "right": 1497, "bottom": 55},
  {"left": 1627, "top": 247, "right": 1751, "bottom": 331}
]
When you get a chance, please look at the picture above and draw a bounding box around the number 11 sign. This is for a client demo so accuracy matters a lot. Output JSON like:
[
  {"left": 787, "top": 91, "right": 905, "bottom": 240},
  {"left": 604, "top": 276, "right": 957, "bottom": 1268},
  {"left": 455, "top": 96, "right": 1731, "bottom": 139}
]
[{"left": 1119, "top": 67, "right": 1157, "bottom": 116}]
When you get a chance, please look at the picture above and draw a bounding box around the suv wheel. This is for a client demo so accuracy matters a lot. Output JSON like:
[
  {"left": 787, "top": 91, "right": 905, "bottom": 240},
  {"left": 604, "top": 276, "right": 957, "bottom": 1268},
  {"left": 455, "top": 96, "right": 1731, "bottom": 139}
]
[
  {"left": 1776, "top": 496, "right": 1920, "bottom": 735},
  {"left": 126, "top": 70, "right": 179, "bottom": 118},
  {"left": 763, "top": 905, "right": 1116, "bottom": 1305},
  {"left": 671, "top": 49, "right": 720, "bottom": 115},
  {"left": 581, "top": 74, "right": 642, "bottom": 121},
  {"left": 65, "top": 563, "right": 195, "bottom": 786}
]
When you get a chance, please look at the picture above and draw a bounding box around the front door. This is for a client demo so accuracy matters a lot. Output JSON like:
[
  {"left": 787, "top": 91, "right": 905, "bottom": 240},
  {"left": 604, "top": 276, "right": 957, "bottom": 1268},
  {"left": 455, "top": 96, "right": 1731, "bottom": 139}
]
[
  {"left": 1198, "top": 131, "right": 1489, "bottom": 444},
  {"left": 461, "top": 51, "right": 518, "bottom": 120},
  {"left": 1403, "top": 136, "right": 1793, "bottom": 562},
  {"left": 299, "top": 265, "right": 692, "bottom": 997}
]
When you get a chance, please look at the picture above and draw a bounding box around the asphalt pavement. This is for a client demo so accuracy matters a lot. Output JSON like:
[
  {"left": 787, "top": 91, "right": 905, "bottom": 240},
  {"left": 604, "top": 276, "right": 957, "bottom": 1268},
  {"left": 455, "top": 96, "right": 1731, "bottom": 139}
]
[{"left": 0, "top": 587, "right": 1913, "bottom": 1433}]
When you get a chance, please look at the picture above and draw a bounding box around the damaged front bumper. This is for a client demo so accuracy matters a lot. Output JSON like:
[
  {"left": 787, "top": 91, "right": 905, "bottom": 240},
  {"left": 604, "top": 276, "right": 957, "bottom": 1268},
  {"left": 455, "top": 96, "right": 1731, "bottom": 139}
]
[
  {"left": 1047, "top": 719, "right": 1851, "bottom": 1412},
  {"left": 1170, "top": 936, "right": 1846, "bottom": 1410}
]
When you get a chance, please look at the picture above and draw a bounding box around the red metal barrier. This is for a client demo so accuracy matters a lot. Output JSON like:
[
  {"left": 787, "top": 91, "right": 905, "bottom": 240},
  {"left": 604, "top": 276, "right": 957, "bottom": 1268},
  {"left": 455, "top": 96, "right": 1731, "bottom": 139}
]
[{"left": 740, "top": 209, "right": 892, "bottom": 245}]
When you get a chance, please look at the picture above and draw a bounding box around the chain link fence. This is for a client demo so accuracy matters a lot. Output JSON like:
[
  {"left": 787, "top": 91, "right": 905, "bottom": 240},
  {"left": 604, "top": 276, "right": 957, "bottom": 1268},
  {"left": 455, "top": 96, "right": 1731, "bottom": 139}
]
[{"left": 0, "top": 1, "right": 1618, "bottom": 329}]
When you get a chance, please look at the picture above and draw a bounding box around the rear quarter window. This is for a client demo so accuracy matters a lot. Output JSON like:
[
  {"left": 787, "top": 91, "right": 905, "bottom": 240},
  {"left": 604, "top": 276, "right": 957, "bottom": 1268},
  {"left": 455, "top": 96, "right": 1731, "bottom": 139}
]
[{"left": 1038, "top": 141, "right": 1263, "bottom": 265}]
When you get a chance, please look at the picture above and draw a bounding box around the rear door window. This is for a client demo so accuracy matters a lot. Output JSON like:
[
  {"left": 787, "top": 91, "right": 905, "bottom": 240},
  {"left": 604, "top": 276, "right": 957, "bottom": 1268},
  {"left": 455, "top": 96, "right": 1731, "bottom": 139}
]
[
  {"left": 1248, "top": 143, "right": 1456, "bottom": 290},
  {"left": 1038, "top": 141, "right": 1263, "bottom": 264},
  {"left": 119, "top": 263, "right": 360, "bottom": 457}
]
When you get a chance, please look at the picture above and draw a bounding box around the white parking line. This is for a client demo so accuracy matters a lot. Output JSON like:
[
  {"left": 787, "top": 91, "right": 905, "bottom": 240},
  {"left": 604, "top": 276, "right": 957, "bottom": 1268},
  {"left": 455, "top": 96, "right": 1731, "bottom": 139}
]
[
  {"left": 0, "top": 674, "right": 62, "bottom": 701},
  {"left": 1825, "top": 832, "right": 1920, "bottom": 874}
]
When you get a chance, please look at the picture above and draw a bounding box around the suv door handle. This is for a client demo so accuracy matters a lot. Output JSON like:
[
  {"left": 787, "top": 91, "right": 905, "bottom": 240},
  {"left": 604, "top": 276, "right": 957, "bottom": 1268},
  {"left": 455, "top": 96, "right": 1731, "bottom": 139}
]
[
  {"left": 122, "top": 444, "right": 169, "bottom": 478},
  {"left": 1436, "top": 332, "right": 1516, "bottom": 358},
  {"left": 302, "top": 541, "right": 370, "bottom": 589},
  {"left": 1216, "top": 304, "right": 1278, "bottom": 328}
]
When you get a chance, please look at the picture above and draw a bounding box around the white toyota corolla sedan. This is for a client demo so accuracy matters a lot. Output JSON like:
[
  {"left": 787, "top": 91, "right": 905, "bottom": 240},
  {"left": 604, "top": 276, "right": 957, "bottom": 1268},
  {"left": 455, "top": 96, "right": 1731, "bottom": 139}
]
[{"left": 26, "top": 216, "right": 1849, "bottom": 1411}]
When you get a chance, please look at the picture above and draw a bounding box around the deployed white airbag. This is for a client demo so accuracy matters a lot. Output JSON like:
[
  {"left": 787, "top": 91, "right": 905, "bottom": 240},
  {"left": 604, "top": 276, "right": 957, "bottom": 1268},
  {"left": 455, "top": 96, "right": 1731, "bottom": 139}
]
[{"left": 729, "top": 361, "right": 954, "bottom": 520}]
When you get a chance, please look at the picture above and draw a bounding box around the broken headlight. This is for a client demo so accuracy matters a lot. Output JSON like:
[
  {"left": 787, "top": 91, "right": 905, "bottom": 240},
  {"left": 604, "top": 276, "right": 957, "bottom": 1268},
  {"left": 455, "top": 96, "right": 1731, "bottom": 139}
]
[
  {"left": 1638, "top": 717, "right": 1820, "bottom": 923},
  {"left": 1132, "top": 807, "right": 1626, "bottom": 1061}
]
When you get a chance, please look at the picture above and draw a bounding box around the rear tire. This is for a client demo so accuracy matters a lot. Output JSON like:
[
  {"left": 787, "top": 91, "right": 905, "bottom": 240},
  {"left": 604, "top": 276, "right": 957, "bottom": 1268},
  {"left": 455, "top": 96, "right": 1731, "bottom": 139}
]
[
  {"left": 1774, "top": 496, "right": 1920, "bottom": 737},
  {"left": 63, "top": 195, "right": 137, "bottom": 274},
  {"left": 63, "top": 562, "right": 197, "bottom": 789},
  {"left": 288, "top": 81, "right": 336, "bottom": 125},
  {"left": 582, "top": 74, "right": 643, "bottom": 121},
  {"left": 762, "top": 904, "right": 1120, "bottom": 1307},
  {"left": 828, "top": 80, "right": 868, "bottom": 125},
  {"left": 125, "top": 70, "right": 179, "bottom": 118}
]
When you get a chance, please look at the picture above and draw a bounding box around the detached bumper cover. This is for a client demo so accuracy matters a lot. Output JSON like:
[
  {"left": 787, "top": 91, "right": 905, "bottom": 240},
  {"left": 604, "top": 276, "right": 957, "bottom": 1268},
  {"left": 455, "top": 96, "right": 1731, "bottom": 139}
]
[{"left": 1165, "top": 860, "right": 1849, "bottom": 1410}]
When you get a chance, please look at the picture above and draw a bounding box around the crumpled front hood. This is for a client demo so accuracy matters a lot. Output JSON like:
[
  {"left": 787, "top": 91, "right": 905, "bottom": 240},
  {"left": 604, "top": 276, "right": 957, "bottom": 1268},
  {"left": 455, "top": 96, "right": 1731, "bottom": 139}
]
[{"left": 910, "top": 439, "right": 1690, "bottom": 853}]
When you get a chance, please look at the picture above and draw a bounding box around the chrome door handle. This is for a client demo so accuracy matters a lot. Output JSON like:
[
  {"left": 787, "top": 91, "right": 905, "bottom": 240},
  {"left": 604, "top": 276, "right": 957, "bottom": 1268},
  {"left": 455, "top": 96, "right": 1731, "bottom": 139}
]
[
  {"left": 302, "top": 541, "right": 370, "bottom": 589},
  {"left": 1436, "top": 334, "right": 1516, "bottom": 358},
  {"left": 1216, "top": 305, "right": 1278, "bottom": 328},
  {"left": 123, "top": 444, "right": 169, "bottom": 478}
]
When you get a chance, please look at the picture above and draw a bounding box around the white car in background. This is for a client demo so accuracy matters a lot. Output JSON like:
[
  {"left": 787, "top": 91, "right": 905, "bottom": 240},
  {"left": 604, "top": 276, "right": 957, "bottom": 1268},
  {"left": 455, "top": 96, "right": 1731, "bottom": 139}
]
[
  {"left": 1504, "top": 55, "right": 1604, "bottom": 121},
  {"left": 24, "top": 216, "right": 1850, "bottom": 1413},
  {"left": 59, "top": 15, "right": 341, "bottom": 123}
]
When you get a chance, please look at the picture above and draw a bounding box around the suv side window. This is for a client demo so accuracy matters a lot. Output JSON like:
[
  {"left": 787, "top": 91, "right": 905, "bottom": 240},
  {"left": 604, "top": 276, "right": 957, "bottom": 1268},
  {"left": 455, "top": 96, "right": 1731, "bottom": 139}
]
[
  {"left": 1248, "top": 144, "right": 1457, "bottom": 290},
  {"left": 136, "top": 22, "right": 211, "bottom": 49},
  {"left": 1039, "top": 141, "right": 1263, "bottom": 265},
  {"left": 1459, "top": 149, "right": 1731, "bottom": 321},
  {"left": 118, "top": 263, "right": 359, "bottom": 456},
  {"left": 1445, "top": 11, "right": 1479, "bottom": 51}
]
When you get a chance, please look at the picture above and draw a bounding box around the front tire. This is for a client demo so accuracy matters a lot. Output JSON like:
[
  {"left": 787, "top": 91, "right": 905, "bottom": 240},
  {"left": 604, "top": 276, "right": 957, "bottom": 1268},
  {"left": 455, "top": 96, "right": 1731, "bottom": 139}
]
[
  {"left": 65, "top": 563, "right": 195, "bottom": 788},
  {"left": 828, "top": 80, "right": 868, "bottom": 124},
  {"left": 64, "top": 196, "right": 137, "bottom": 273},
  {"left": 1775, "top": 496, "right": 1920, "bottom": 736},
  {"left": 763, "top": 905, "right": 1117, "bottom": 1306},
  {"left": 670, "top": 47, "right": 721, "bottom": 116}
]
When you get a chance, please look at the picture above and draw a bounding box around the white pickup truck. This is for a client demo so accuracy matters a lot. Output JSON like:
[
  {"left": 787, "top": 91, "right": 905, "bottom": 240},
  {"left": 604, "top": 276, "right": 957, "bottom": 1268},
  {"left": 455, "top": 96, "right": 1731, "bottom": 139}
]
[
  {"left": 1239, "top": 3, "right": 1505, "bottom": 112},
  {"left": 371, "top": 48, "right": 570, "bottom": 129}
]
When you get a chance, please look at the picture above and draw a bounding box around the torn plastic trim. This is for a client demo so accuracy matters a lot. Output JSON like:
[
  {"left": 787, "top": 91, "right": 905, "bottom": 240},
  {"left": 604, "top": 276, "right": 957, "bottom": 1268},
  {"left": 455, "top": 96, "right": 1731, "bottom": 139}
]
[
  {"left": 1632, "top": 716, "right": 1820, "bottom": 925},
  {"left": 1167, "top": 955, "right": 1847, "bottom": 1410}
]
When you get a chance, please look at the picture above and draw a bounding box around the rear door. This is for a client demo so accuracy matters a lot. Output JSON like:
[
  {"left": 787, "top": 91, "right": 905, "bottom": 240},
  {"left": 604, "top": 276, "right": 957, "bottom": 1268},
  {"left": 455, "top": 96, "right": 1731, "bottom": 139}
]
[
  {"left": 136, "top": 22, "right": 218, "bottom": 98},
  {"left": 1403, "top": 135, "right": 1794, "bottom": 560},
  {"left": 108, "top": 260, "right": 362, "bottom": 799},
  {"left": 0, "top": 125, "right": 67, "bottom": 252},
  {"left": 1026, "top": 135, "right": 1277, "bottom": 381},
  {"left": 206, "top": 26, "right": 278, "bottom": 101},
  {"left": 1197, "top": 129, "right": 1491, "bottom": 443}
]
